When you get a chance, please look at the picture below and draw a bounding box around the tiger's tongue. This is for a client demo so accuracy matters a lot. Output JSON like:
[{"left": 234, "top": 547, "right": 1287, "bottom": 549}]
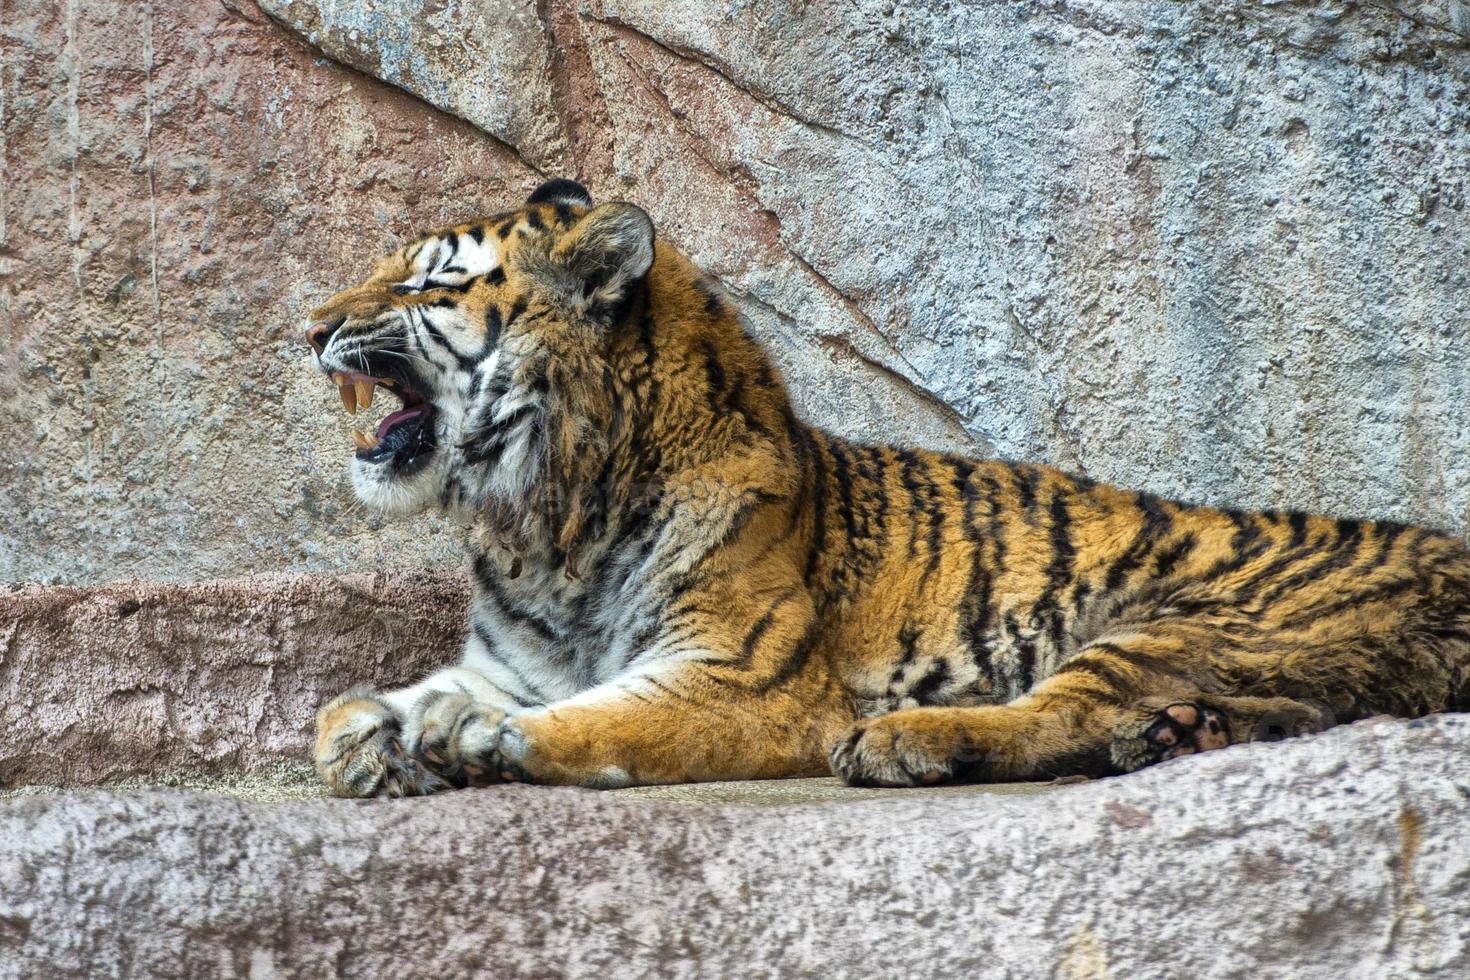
[{"left": 376, "top": 406, "right": 426, "bottom": 438}]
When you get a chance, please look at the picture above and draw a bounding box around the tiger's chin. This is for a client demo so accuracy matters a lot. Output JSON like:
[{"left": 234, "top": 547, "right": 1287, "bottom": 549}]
[{"left": 349, "top": 443, "right": 452, "bottom": 516}]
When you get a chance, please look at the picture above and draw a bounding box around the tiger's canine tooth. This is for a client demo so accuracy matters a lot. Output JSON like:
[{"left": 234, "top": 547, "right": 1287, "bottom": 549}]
[
  {"left": 340, "top": 382, "right": 358, "bottom": 414},
  {"left": 355, "top": 379, "right": 375, "bottom": 411}
]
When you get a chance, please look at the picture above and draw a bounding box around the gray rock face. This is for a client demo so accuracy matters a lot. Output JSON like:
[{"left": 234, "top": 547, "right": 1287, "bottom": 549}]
[
  {"left": 2, "top": 715, "right": 1468, "bottom": 978},
  {"left": 4, "top": 0, "right": 1469, "bottom": 584},
  {"left": 262, "top": 0, "right": 1470, "bottom": 528}
]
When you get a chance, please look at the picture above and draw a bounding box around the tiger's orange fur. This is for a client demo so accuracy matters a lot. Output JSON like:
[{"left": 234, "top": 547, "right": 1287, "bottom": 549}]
[{"left": 306, "top": 181, "right": 1470, "bottom": 794}]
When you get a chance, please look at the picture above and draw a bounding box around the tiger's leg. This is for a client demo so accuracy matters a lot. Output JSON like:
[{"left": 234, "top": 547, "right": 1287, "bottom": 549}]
[
  {"left": 830, "top": 623, "right": 1246, "bottom": 786},
  {"left": 454, "top": 589, "right": 850, "bottom": 787},
  {"left": 484, "top": 662, "right": 851, "bottom": 787},
  {"left": 314, "top": 665, "right": 523, "bottom": 797}
]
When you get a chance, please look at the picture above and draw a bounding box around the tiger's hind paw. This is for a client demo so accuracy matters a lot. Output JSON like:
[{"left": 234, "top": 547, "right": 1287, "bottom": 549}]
[
  {"left": 1111, "top": 701, "right": 1230, "bottom": 772},
  {"left": 1111, "top": 694, "right": 1331, "bottom": 772},
  {"left": 1145, "top": 703, "right": 1230, "bottom": 758}
]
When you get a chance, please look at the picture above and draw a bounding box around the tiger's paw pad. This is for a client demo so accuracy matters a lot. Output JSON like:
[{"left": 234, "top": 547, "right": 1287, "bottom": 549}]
[
  {"left": 314, "top": 692, "right": 450, "bottom": 798},
  {"left": 416, "top": 692, "right": 506, "bottom": 789},
  {"left": 1143, "top": 703, "right": 1229, "bottom": 761},
  {"left": 828, "top": 716, "right": 965, "bottom": 788}
]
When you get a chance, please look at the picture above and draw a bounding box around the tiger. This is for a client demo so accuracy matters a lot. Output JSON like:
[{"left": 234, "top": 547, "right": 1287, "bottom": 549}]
[{"left": 304, "top": 178, "right": 1470, "bottom": 796}]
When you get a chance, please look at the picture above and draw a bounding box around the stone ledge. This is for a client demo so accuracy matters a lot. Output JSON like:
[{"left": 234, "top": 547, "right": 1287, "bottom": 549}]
[{"left": 2, "top": 715, "right": 1467, "bottom": 978}]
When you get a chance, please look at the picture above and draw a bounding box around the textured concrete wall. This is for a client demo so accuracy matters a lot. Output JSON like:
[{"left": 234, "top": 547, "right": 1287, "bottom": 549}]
[
  {"left": 0, "top": 0, "right": 527, "bottom": 582},
  {"left": 0, "top": 572, "right": 467, "bottom": 787},
  {"left": 4, "top": 0, "right": 1470, "bottom": 583}
]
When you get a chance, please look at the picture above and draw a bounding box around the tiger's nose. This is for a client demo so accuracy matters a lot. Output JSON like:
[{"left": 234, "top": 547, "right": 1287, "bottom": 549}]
[{"left": 305, "top": 317, "right": 343, "bottom": 354}]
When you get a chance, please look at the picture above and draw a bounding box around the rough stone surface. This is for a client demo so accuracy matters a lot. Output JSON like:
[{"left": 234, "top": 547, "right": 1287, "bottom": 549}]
[
  {"left": 261, "top": 0, "right": 1470, "bottom": 530},
  {"left": 6, "top": 1, "right": 1470, "bottom": 584},
  {"left": 0, "top": 572, "right": 467, "bottom": 787},
  {"left": 2, "top": 715, "right": 1468, "bottom": 978},
  {"left": 0, "top": 0, "right": 537, "bottom": 583}
]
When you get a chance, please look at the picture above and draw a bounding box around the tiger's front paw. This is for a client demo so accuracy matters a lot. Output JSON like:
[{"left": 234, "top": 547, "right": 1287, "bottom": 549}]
[
  {"left": 829, "top": 712, "right": 978, "bottom": 788},
  {"left": 314, "top": 689, "right": 451, "bottom": 798},
  {"left": 494, "top": 711, "right": 633, "bottom": 788},
  {"left": 416, "top": 691, "right": 507, "bottom": 789}
]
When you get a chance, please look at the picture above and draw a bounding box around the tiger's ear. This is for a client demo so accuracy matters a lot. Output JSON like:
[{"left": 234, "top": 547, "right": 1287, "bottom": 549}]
[
  {"left": 546, "top": 202, "right": 654, "bottom": 316},
  {"left": 528, "top": 178, "right": 593, "bottom": 209}
]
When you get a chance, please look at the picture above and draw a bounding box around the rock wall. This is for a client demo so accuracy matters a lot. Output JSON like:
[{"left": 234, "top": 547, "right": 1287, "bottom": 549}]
[
  {"left": 0, "top": 573, "right": 467, "bottom": 787},
  {"left": 4, "top": 0, "right": 1469, "bottom": 583}
]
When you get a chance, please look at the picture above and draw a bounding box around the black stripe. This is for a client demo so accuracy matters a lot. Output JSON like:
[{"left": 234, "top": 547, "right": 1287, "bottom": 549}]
[
  {"left": 484, "top": 306, "right": 503, "bottom": 350},
  {"left": 868, "top": 446, "right": 891, "bottom": 536},
  {"left": 468, "top": 616, "right": 550, "bottom": 704},
  {"left": 959, "top": 535, "right": 995, "bottom": 683},
  {"left": 1151, "top": 532, "right": 1197, "bottom": 578},
  {"left": 752, "top": 621, "right": 818, "bottom": 693},
  {"left": 426, "top": 235, "right": 457, "bottom": 279},
  {"left": 701, "top": 339, "right": 727, "bottom": 406},
  {"left": 731, "top": 592, "right": 793, "bottom": 670},
  {"left": 907, "top": 659, "right": 951, "bottom": 704},
  {"left": 1103, "top": 493, "right": 1172, "bottom": 592},
  {"left": 429, "top": 277, "right": 476, "bottom": 294},
  {"left": 804, "top": 429, "right": 829, "bottom": 587},
  {"left": 1198, "top": 511, "right": 1270, "bottom": 582},
  {"left": 921, "top": 456, "right": 945, "bottom": 585},
  {"left": 472, "top": 554, "right": 559, "bottom": 643},
  {"left": 896, "top": 449, "right": 926, "bottom": 560},
  {"left": 1014, "top": 465, "right": 1039, "bottom": 512},
  {"left": 416, "top": 309, "right": 478, "bottom": 370},
  {"left": 1005, "top": 611, "right": 1036, "bottom": 693},
  {"left": 1033, "top": 488, "right": 1076, "bottom": 653},
  {"left": 828, "top": 439, "right": 860, "bottom": 544},
  {"left": 506, "top": 297, "right": 528, "bottom": 327}
]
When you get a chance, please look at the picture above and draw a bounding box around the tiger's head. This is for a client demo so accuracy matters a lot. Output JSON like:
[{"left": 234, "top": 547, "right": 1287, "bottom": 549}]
[{"left": 304, "top": 179, "right": 654, "bottom": 541}]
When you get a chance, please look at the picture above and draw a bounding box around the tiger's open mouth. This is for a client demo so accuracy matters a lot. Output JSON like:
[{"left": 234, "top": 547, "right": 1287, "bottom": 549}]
[{"left": 327, "top": 370, "right": 438, "bottom": 475}]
